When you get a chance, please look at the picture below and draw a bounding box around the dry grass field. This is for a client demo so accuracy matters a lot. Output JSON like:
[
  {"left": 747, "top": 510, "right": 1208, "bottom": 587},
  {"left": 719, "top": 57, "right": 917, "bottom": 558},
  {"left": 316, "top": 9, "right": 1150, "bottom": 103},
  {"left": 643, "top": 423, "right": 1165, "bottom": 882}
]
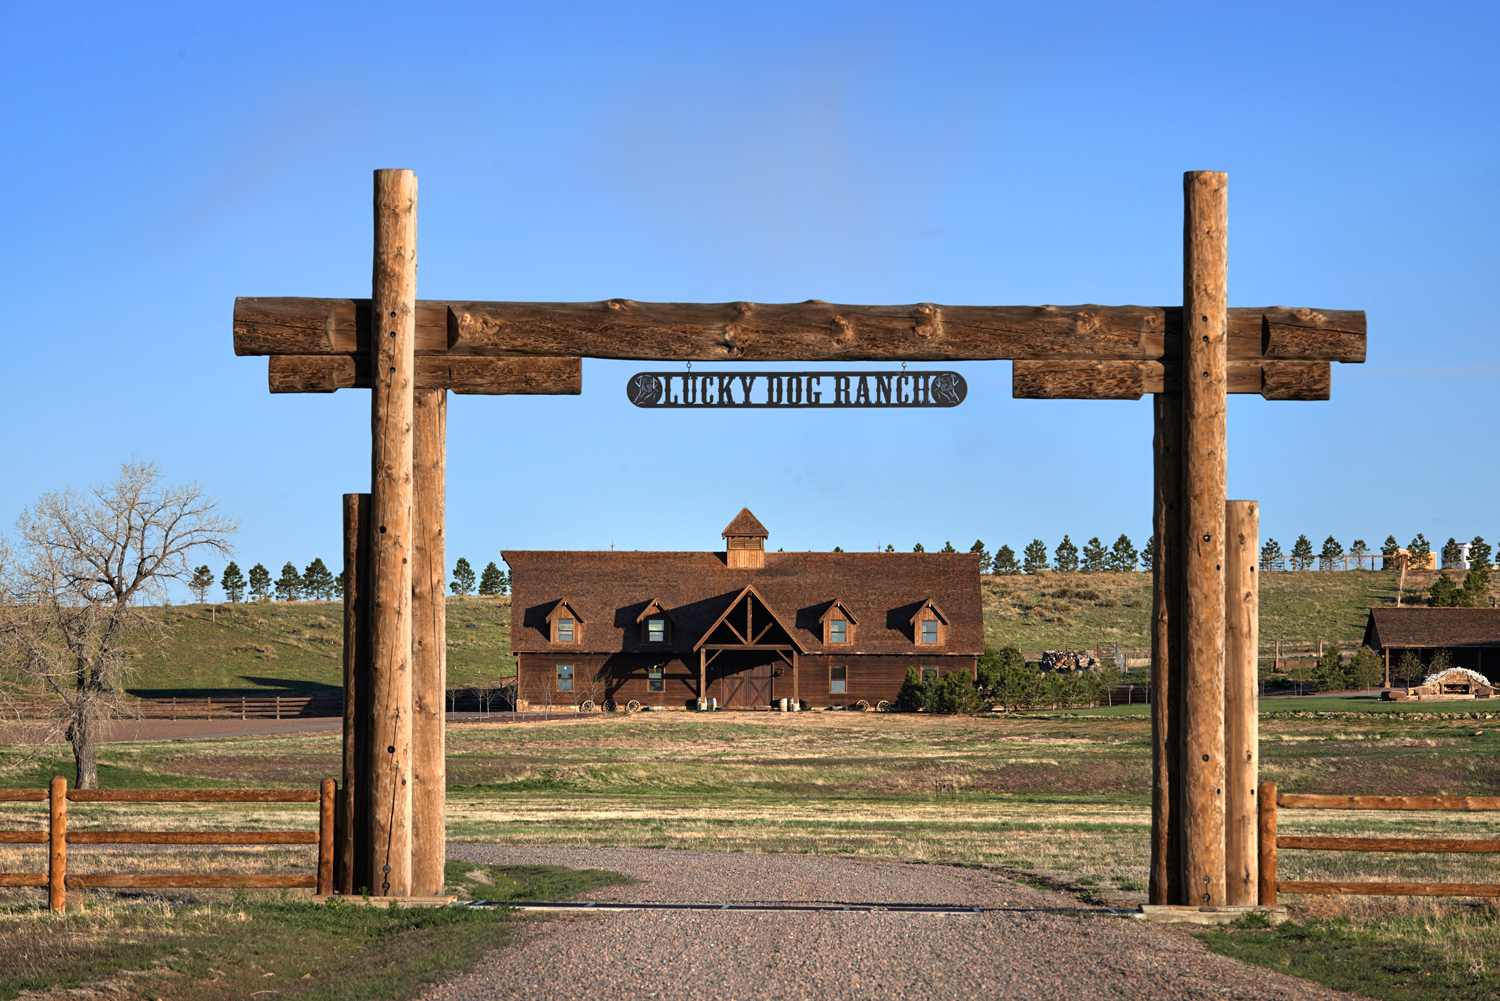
[{"left": 5, "top": 705, "right": 1500, "bottom": 999}]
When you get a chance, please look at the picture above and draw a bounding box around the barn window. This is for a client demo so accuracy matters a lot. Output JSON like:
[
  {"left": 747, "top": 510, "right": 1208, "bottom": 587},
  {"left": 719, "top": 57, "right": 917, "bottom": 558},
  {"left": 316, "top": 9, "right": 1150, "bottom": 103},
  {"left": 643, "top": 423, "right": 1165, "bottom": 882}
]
[
  {"left": 647, "top": 618, "right": 666, "bottom": 643},
  {"left": 830, "top": 665, "right": 847, "bottom": 694},
  {"left": 558, "top": 617, "right": 575, "bottom": 643},
  {"left": 647, "top": 665, "right": 664, "bottom": 692},
  {"left": 830, "top": 619, "right": 848, "bottom": 643},
  {"left": 920, "top": 620, "right": 939, "bottom": 644},
  {"left": 557, "top": 664, "right": 574, "bottom": 692},
  {"left": 922, "top": 667, "right": 937, "bottom": 683}
]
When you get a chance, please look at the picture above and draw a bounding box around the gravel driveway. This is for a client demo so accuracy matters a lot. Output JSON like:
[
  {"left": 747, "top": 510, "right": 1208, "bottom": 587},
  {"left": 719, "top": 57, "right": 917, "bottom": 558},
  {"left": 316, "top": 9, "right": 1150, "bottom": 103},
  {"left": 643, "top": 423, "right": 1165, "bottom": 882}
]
[{"left": 425, "top": 846, "right": 1350, "bottom": 1001}]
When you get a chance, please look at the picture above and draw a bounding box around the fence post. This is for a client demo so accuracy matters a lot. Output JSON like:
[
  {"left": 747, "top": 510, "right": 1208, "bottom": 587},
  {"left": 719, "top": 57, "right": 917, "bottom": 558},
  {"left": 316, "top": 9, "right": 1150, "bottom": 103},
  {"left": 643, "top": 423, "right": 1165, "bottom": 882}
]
[
  {"left": 318, "top": 778, "right": 335, "bottom": 896},
  {"left": 1257, "top": 780, "right": 1277, "bottom": 906},
  {"left": 48, "top": 776, "right": 67, "bottom": 912}
]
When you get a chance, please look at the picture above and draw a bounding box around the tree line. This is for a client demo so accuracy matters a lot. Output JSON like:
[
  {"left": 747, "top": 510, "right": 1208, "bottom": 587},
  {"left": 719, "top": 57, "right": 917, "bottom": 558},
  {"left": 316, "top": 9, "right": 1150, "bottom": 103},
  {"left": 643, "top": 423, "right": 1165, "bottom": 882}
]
[
  {"left": 894, "top": 645, "right": 1127, "bottom": 712},
  {"left": 197, "top": 557, "right": 512, "bottom": 603}
]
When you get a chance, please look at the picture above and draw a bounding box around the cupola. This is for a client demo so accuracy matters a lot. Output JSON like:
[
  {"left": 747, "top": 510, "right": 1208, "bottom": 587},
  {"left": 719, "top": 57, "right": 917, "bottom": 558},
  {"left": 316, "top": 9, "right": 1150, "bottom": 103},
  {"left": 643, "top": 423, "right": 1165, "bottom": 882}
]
[{"left": 722, "top": 507, "right": 769, "bottom": 569}]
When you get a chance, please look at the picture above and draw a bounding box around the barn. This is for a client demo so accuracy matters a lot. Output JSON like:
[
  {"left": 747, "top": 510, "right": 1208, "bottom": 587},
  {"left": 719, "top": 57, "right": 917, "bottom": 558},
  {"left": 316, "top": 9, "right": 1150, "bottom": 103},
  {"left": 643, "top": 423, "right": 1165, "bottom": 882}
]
[
  {"left": 1362, "top": 607, "right": 1500, "bottom": 685},
  {"left": 505, "top": 509, "right": 983, "bottom": 710}
]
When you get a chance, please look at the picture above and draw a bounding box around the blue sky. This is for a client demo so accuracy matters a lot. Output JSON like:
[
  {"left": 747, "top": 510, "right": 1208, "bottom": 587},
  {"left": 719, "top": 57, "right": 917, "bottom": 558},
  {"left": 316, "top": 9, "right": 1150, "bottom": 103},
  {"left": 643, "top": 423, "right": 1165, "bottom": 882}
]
[{"left": 2, "top": 1, "right": 1496, "bottom": 595}]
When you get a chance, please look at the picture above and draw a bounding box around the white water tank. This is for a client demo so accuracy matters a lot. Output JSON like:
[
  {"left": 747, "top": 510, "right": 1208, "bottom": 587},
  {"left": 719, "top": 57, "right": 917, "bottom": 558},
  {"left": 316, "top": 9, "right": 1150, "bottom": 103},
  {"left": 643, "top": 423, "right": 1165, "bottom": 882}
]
[{"left": 1458, "top": 542, "right": 1472, "bottom": 570}]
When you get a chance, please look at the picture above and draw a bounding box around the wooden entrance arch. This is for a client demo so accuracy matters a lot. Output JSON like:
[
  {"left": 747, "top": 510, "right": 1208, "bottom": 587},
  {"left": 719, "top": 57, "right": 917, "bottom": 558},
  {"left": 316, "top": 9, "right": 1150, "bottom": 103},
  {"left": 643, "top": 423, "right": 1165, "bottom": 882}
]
[{"left": 232, "top": 169, "right": 1366, "bottom": 903}]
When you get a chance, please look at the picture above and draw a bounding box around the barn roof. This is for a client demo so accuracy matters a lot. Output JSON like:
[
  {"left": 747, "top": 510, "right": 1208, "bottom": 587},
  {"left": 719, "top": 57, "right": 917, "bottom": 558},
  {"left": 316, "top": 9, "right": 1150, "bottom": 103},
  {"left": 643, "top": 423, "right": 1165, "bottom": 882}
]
[
  {"left": 503, "top": 549, "right": 983, "bottom": 656},
  {"left": 1363, "top": 607, "right": 1500, "bottom": 651}
]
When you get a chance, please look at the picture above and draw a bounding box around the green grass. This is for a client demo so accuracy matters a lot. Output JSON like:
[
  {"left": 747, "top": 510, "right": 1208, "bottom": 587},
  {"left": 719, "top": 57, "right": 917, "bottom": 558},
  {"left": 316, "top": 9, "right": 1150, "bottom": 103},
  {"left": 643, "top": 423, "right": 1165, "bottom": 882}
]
[
  {"left": 983, "top": 567, "right": 1494, "bottom": 652},
  {"left": 0, "top": 862, "right": 630, "bottom": 1001},
  {"left": 89, "top": 595, "right": 515, "bottom": 697},
  {"left": 1037, "top": 694, "right": 1500, "bottom": 717},
  {"left": 1200, "top": 912, "right": 1500, "bottom": 1001}
]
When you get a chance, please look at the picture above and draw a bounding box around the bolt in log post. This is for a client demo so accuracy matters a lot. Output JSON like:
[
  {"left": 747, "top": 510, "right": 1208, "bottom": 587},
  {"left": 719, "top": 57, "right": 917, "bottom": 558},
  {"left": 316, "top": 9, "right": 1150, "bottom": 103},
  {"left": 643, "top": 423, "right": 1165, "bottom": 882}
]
[
  {"left": 369, "top": 168, "right": 417, "bottom": 898},
  {"left": 340, "top": 493, "right": 372, "bottom": 895},
  {"left": 1224, "top": 500, "right": 1259, "bottom": 905},
  {"left": 1182, "top": 170, "right": 1228, "bottom": 907},
  {"left": 1149, "top": 393, "right": 1183, "bottom": 905},
  {"left": 411, "top": 389, "right": 447, "bottom": 897},
  {"left": 49, "top": 775, "right": 66, "bottom": 912}
]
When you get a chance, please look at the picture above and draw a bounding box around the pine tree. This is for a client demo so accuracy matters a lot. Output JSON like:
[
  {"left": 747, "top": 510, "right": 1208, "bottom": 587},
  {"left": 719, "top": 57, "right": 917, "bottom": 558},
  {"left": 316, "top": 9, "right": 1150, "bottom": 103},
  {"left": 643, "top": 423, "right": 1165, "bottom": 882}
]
[
  {"left": 248, "top": 563, "right": 272, "bottom": 601},
  {"left": 1054, "top": 535, "right": 1079, "bottom": 573},
  {"left": 1319, "top": 535, "right": 1344, "bottom": 571},
  {"left": 940, "top": 541, "right": 957, "bottom": 553},
  {"left": 1290, "top": 534, "right": 1315, "bottom": 571},
  {"left": 1441, "top": 537, "right": 1462, "bottom": 570},
  {"left": 1140, "top": 535, "right": 1156, "bottom": 572},
  {"left": 1407, "top": 533, "right": 1432, "bottom": 569},
  {"left": 912, "top": 543, "right": 926, "bottom": 553},
  {"left": 1312, "top": 644, "right": 1347, "bottom": 692},
  {"left": 478, "top": 561, "right": 504, "bottom": 596},
  {"left": 302, "top": 558, "right": 335, "bottom": 600},
  {"left": 220, "top": 562, "right": 246, "bottom": 602},
  {"left": 189, "top": 565, "right": 215, "bottom": 603},
  {"left": 1259, "top": 538, "right": 1284, "bottom": 571},
  {"left": 969, "top": 540, "right": 991, "bottom": 575},
  {"left": 1429, "top": 574, "right": 1467, "bottom": 607},
  {"left": 1107, "top": 534, "right": 1138, "bottom": 573},
  {"left": 274, "top": 561, "right": 302, "bottom": 602},
  {"left": 450, "top": 557, "right": 476, "bottom": 596},
  {"left": 1350, "top": 539, "right": 1369, "bottom": 568},
  {"left": 832, "top": 546, "right": 844, "bottom": 552},
  {"left": 332, "top": 569, "right": 345, "bottom": 599},
  {"left": 1472, "top": 536, "right": 1495, "bottom": 571},
  {"left": 1081, "top": 536, "right": 1108, "bottom": 573},
  {"left": 992, "top": 545, "right": 1021, "bottom": 575},
  {"left": 884, "top": 544, "right": 895, "bottom": 553},
  {"left": 498, "top": 568, "right": 510, "bottom": 595},
  {"left": 1381, "top": 534, "right": 1402, "bottom": 570},
  {"left": 1022, "top": 539, "right": 1048, "bottom": 575}
]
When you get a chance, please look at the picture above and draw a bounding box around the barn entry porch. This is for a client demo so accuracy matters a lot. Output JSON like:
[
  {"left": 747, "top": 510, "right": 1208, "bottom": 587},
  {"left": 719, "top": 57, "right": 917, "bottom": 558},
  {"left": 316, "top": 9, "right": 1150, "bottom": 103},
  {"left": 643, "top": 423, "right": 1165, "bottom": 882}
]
[{"left": 695, "top": 585, "right": 805, "bottom": 708}]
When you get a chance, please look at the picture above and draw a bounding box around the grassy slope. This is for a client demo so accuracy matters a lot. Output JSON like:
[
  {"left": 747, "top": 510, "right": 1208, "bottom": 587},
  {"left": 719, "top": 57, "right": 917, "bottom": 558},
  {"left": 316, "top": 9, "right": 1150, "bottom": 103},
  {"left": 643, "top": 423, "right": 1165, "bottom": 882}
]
[
  {"left": 13, "top": 569, "right": 1477, "bottom": 697},
  {"left": 983, "top": 567, "right": 1493, "bottom": 653},
  {"left": 120, "top": 596, "right": 514, "bottom": 698}
]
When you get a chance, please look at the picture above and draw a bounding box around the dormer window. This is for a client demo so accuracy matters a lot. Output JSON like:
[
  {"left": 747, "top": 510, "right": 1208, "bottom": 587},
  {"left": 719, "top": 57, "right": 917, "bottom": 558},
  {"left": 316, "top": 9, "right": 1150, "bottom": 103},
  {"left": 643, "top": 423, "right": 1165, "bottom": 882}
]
[
  {"left": 819, "top": 599, "right": 858, "bottom": 646},
  {"left": 636, "top": 598, "right": 674, "bottom": 644},
  {"left": 546, "top": 601, "right": 584, "bottom": 645},
  {"left": 909, "top": 599, "right": 949, "bottom": 647}
]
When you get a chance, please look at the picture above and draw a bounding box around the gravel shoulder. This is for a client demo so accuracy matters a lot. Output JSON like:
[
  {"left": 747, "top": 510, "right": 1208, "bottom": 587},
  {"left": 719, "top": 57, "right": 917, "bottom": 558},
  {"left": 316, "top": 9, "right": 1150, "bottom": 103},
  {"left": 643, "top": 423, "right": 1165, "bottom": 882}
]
[{"left": 430, "top": 846, "right": 1352, "bottom": 1001}]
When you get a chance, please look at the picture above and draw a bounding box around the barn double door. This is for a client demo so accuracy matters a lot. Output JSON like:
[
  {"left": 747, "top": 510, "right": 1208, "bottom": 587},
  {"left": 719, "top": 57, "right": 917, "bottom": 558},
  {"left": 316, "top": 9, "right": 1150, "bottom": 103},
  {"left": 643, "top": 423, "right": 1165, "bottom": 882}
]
[{"left": 714, "top": 654, "right": 776, "bottom": 708}]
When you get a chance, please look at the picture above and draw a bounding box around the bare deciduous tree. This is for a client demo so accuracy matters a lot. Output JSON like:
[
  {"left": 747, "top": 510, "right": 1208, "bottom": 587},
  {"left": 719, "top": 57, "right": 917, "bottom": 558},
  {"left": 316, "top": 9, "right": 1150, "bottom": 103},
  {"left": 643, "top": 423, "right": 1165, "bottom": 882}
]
[{"left": 0, "top": 463, "right": 237, "bottom": 787}]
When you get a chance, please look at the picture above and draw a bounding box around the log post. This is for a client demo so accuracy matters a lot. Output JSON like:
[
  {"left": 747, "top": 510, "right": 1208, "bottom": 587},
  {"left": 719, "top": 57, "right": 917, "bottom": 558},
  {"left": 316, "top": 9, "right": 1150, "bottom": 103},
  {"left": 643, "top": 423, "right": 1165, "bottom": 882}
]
[
  {"left": 49, "top": 775, "right": 66, "bottom": 912},
  {"left": 1258, "top": 780, "right": 1278, "bottom": 906},
  {"left": 1149, "top": 393, "right": 1183, "bottom": 905},
  {"left": 1224, "top": 500, "right": 1259, "bottom": 905},
  {"left": 340, "top": 493, "right": 372, "bottom": 895},
  {"left": 318, "top": 777, "right": 335, "bottom": 896},
  {"left": 411, "top": 389, "right": 447, "bottom": 897},
  {"left": 1181, "top": 170, "right": 1229, "bottom": 907},
  {"left": 369, "top": 168, "right": 418, "bottom": 897}
]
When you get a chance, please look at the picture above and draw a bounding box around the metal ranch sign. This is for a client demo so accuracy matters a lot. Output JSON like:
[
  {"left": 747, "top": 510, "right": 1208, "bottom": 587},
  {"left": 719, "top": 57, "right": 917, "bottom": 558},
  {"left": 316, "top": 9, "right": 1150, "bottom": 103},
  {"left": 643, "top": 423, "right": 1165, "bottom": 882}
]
[{"left": 626, "top": 370, "right": 967, "bottom": 409}]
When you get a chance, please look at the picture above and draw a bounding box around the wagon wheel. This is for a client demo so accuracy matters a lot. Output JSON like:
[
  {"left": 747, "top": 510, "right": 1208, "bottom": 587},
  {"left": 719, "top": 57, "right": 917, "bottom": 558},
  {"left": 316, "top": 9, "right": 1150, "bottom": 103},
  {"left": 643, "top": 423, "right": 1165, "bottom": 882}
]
[
  {"left": 580, "top": 700, "right": 595, "bottom": 712},
  {"left": 876, "top": 700, "right": 890, "bottom": 712},
  {"left": 604, "top": 699, "right": 616, "bottom": 712},
  {"left": 626, "top": 700, "right": 642, "bottom": 713},
  {"left": 856, "top": 700, "right": 870, "bottom": 712}
]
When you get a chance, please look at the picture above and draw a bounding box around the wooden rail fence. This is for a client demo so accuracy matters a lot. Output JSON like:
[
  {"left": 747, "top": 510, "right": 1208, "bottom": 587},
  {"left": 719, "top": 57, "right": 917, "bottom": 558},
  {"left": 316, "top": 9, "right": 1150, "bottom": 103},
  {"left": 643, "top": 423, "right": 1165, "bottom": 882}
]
[
  {"left": 1257, "top": 780, "right": 1500, "bottom": 904},
  {"left": 0, "top": 777, "right": 335, "bottom": 911}
]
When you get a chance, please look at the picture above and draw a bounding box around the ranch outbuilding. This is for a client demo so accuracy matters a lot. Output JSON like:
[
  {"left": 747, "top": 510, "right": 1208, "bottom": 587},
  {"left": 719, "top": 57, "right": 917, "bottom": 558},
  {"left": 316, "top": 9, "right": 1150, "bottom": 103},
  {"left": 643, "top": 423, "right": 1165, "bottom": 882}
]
[
  {"left": 505, "top": 509, "right": 983, "bottom": 710},
  {"left": 1363, "top": 607, "right": 1500, "bottom": 682}
]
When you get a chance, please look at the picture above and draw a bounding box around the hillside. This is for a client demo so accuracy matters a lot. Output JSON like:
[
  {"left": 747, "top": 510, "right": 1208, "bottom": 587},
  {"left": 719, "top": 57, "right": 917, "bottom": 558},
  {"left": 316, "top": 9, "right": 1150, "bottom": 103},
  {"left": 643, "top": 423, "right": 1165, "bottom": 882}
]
[{"left": 4, "top": 569, "right": 1486, "bottom": 699}]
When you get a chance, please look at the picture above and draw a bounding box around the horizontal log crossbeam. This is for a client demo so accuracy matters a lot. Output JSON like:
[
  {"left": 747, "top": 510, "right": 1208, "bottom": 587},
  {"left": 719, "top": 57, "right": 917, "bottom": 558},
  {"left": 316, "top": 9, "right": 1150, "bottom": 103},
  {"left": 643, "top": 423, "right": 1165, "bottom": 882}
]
[{"left": 235, "top": 297, "right": 1365, "bottom": 400}]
